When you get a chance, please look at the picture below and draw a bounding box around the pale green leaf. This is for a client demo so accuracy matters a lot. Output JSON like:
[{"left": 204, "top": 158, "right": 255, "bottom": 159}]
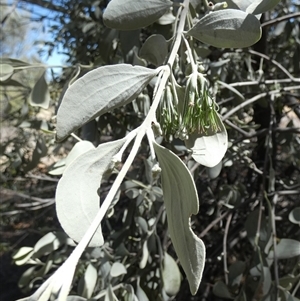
[
  {"left": 103, "top": 0, "right": 172, "bottom": 30},
  {"left": 185, "top": 114, "right": 228, "bottom": 168},
  {"left": 0, "top": 57, "right": 30, "bottom": 67},
  {"left": 56, "top": 64, "right": 158, "bottom": 141},
  {"left": 228, "top": 261, "right": 246, "bottom": 286},
  {"left": 30, "top": 70, "right": 51, "bottom": 109},
  {"left": 139, "top": 240, "right": 149, "bottom": 269},
  {"left": 65, "top": 141, "right": 95, "bottom": 166},
  {"left": 136, "top": 277, "right": 149, "bottom": 301},
  {"left": 33, "top": 232, "right": 64, "bottom": 258},
  {"left": 153, "top": 142, "right": 205, "bottom": 295},
  {"left": 125, "top": 188, "right": 140, "bottom": 199},
  {"left": 187, "top": 9, "right": 262, "bottom": 48},
  {"left": 82, "top": 263, "right": 98, "bottom": 299},
  {"left": 0, "top": 64, "right": 14, "bottom": 81},
  {"left": 0, "top": 78, "right": 26, "bottom": 87},
  {"left": 206, "top": 160, "right": 223, "bottom": 179},
  {"left": 56, "top": 138, "right": 126, "bottom": 247},
  {"left": 162, "top": 252, "right": 181, "bottom": 296},
  {"left": 13, "top": 247, "right": 33, "bottom": 259},
  {"left": 156, "top": 9, "right": 176, "bottom": 25},
  {"left": 122, "top": 285, "right": 136, "bottom": 301},
  {"left": 249, "top": 266, "right": 272, "bottom": 295},
  {"left": 24, "top": 136, "right": 48, "bottom": 172},
  {"left": 226, "top": 0, "right": 262, "bottom": 19},
  {"left": 139, "top": 34, "right": 168, "bottom": 66},
  {"left": 279, "top": 275, "right": 300, "bottom": 290},
  {"left": 245, "top": 209, "right": 270, "bottom": 249},
  {"left": 217, "top": 80, "right": 245, "bottom": 101},
  {"left": 13, "top": 247, "right": 34, "bottom": 265},
  {"left": 289, "top": 207, "right": 300, "bottom": 225},
  {"left": 54, "top": 295, "right": 87, "bottom": 301},
  {"left": 110, "top": 262, "right": 127, "bottom": 277},
  {"left": 269, "top": 239, "right": 300, "bottom": 259},
  {"left": 246, "top": 0, "right": 281, "bottom": 14},
  {"left": 105, "top": 285, "right": 119, "bottom": 301},
  {"left": 190, "top": 0, "right": 202, "bottom": 9},
  {"left": 226, "top": 0, "right": 252, "bottom": 11},
  {"left": 48, "top": 159, "right": 66, "bottom": 176},
  {"left": 18, "top": 266, "right": 36, "bottom": 288},
  {"left": 82, "top": 22, "right": 95, "bottom": 33},
  {"left": 136, "top": 216, "right": 149, "bottom": 233},
  {"left": 49, "top": 141, "right": 95, "bottom": 175},
  {"left": 65, "top": 297, "right": 87, "bottom": 301},
  {"left": 213, "top": 281, "right": 233, "bottom": 299}
]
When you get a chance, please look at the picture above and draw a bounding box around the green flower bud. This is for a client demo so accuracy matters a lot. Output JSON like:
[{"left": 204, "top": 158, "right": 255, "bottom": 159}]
[
  {"left": 157, "top": 83, "right": 179, "bottom": 140},
  {"left": 180, "top": 72, "right": 221, "bottom": 136}
]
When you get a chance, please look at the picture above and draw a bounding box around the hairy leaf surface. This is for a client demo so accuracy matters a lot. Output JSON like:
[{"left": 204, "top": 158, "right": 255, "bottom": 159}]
[
  {"left": 269, "top": 239, "right": 300, "bottom": 259},
  {"left": 56, "top": 138, "right": 126, "bottom": 247},
  {"left": 56, "top": 64, "right": 158, "bottom": 141},
  {"left": 187, "top": 9, "right": 261, "bottom": 48},
  {"left": 153, "top": 142, "right": 205, "bottom": 295},
  {"left": 49, "top": 141, "right": 95, "bottom": 176},
  {"left": 246, "top": 0, "right": 281, "bottom": 14},
  {"left": 103, "top": 0, "right": 172, "bottom": 30},
  {"left": 226, "top": 0, "right": 252, "bottom": 11}
]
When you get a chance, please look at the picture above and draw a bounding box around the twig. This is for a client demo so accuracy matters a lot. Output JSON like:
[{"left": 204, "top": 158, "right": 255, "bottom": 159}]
[
  {"left": 269, "top": 190, "right": 300, "bottom": 196},
  {"left": 199, "top": 211, "right": 229, "bottom": 238},
  {"left": 292, "top": 279, "right": 300, "bottom": 296},
  {"left": 246, "top": 50, "right": 300, "bottom": 83},
  {"left": 222, "top": 92, "right": 267, "bottom": 121},
  {"left": 261, "top": 12, "right": 300, "bottom": 28},
  {"left": 26, "top": 174, "right": 59, "bottom": 182},
  {"left": 222, "top": 85, "right": 300, "bottom": 121},
  {"left": 223, "top": 212, "right": 233, "bottom": 285},
  {"left": 271, "top": 193, "right": 279, "bottom": 298},
  {"left": 224, "top": 119, "right": 251, "bottom": 137},
  {"left": 0, "top": 188, "right": 54, "bottom": 204},
  {"left": 225, "top": 78, "right": 299, "bottom": 87}
]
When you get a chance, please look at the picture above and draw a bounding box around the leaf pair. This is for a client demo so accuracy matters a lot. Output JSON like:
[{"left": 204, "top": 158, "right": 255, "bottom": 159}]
[
  {"left": 56, "top": 138, "right": 206, "bottom": 295},
  {"left": 102, "top": 0, "right": 264, "bottom": 49}
]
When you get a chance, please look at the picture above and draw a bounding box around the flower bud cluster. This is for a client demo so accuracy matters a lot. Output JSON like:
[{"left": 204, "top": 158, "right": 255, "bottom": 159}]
[
  {"left": 157, "top": 72, "right": 221, "bottom": 141},
  {"left": 157, "top": 83, "right": 180, "bottom": 140}
]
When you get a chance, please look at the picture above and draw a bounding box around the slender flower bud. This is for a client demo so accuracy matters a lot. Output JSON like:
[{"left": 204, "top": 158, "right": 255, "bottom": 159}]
[
  {"left": 157, "top": 73, "right": 222, "bottom": 141},
  {"left": 157, "top": 83, "right": 179, "bottom": 140},
  {"left": 180, "top": 72, "right": 221, "bottom": 136}
]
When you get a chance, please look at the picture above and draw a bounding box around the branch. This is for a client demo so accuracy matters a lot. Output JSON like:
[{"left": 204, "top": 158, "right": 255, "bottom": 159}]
[
  {"left": 246, "top": 50, "right": 300, "bottom": 83},
  {"left": 223, "top": 212, "right": 233, "bottom": 285},
  {"left": 222, "top": 85, "right": 300, "bottom": 121},
  {"left": 261, "top": 12, "right": 300, "bottom": 28}
]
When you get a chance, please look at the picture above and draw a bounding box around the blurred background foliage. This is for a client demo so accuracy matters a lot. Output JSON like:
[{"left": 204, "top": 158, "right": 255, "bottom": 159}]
[{"left": 0, "top": 0, "right": 300, "bottom": 300}]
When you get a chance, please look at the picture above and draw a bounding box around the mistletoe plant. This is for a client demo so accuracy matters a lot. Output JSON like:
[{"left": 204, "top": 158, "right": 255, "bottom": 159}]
[{"left": 17, "top": 0, "right": 280, "bottom": 300}]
